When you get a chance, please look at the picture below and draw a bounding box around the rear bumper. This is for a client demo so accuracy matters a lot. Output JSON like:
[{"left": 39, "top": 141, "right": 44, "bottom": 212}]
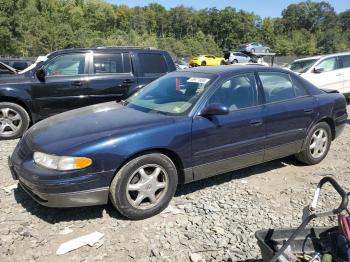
[{"left": 334, "top": 113, "right": 348, "bottom": 139}]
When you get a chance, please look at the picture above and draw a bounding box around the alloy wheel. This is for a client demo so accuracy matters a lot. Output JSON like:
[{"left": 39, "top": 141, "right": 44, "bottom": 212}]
[
  {"left": 0, "top": 108, "right": 22, "bottom": 136},
  {"left": 309, "top": 128, "right": 328, "bottom": 158},
  {"left": 126, "top": 164, "right": 169, "bottom": 209}
]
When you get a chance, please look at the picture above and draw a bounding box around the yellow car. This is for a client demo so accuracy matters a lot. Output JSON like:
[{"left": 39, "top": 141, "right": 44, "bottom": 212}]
[{"left": 189, "top": 55, "right": 225, "bottom": 67}]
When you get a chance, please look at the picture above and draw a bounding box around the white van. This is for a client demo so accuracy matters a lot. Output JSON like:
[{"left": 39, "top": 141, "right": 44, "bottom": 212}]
[{"left": 287, "top": 52, "right": 350, "bottom": 99}]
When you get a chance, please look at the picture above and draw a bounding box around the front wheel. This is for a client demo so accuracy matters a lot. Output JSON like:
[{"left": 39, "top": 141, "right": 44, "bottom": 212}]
[
  {"left": 0, "top": 102, "right": 30, "bottom": 140},
  {"left": 295, "top": 122, "right": 332, "bottom": 165},
  {"left": 109, "top": 153, "right": 178, "bottom": 220}
]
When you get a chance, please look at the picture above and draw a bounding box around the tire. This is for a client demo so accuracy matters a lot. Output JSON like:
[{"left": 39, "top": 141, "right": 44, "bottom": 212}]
[
  {"left": 201, "top": 61, "right": 207, "bottom": 66},
  {"left": 233, "top": 59, "right": 238, "bottom": 64},
  {"left": 109, "top": 153, "right": 178, "bottom": 220},
  {"left": 265, "top": 48, "right": 270, "bottom": 53},
  {"left": 0, "top": 102, "right": 30, "bottom": 140},
  {"left": 295, "top": 122, "right": 332, "bottom": 165},
  {"left": 220, "top": 60, "right": 225, "bottom": 65},
  {"left": 251, "top": 48, "right": 255, "bottom": 54}
]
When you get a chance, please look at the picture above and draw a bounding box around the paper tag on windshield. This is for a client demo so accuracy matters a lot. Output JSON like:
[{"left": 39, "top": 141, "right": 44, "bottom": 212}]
[{"left": 187, "top": 77, "right": 210, "bottom": 84}]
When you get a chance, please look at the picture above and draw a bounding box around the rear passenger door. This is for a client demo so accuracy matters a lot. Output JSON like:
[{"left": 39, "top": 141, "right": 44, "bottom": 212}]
[
  {"left": 134, "top": 52, "right": 170, "bottom": 89},
  {"left": 87, "top": 52, "right": 136, "bottom": 104},
  {"left": 258, "top": 72, "right": 316, "bottom": 162}
]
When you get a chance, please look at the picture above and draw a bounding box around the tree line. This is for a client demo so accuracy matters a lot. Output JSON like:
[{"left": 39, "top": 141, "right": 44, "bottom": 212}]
[{"left": 0, "top": 0, "right": 349, "bottom": 58}]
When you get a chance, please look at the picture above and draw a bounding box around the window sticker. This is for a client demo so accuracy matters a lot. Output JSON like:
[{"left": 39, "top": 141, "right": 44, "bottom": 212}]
[{"left": 187, "top": 77, "right": 210, "bottom": 84}]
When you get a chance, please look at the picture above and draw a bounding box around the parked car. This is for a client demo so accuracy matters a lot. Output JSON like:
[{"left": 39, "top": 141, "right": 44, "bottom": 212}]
[
  {"left": 224, "top": 51, "right": 251, "bottom": 64},
  {"left": 287, "top": 52, "right": 350, "bottom": 101},
  {"left": 0, "top": 62, "right": 17, "bottom": 77},
  {"left": 175, "top": 59, "right": 189, "bottom": 70},
  {"left": 0, "top": 47, "right": 176, "bottom": 139},
  {"left": 9, "top": 65, "right": 347, "bottom": 219},
  {"left": 239, "top": 42, "right": 270, "bottom": 54},
  {"left": 189, "top": 55, "right": 225, "bottom": 67},
  {"left": 0, "top": 59, "right": 33, "bottom": 71}
]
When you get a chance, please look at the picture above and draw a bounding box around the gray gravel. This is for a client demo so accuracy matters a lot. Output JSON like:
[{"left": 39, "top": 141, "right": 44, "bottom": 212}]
[{"left": 0, "top": 107, "right": 349, "bottom": 261}]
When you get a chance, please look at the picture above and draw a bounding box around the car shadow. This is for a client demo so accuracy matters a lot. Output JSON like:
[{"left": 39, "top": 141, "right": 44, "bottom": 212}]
[{"left": 13, "top": 156, "right": 301, "bottom": 223}]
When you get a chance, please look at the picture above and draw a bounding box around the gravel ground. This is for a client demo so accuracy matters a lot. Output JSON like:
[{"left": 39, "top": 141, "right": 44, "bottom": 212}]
[{"left": 1, "top": 107, "right": 349, "bottom": 262}]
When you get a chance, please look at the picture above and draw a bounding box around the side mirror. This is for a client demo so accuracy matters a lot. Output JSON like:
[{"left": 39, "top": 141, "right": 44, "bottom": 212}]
[
  {"left": 36, "top": 68, "right": 46, "bottom": 81},
  {"left": 314, "top": 67, "right": 324, "bottom": 74},
  {"left": 200, "top": 103, "right": 229, "bottom": 117}
]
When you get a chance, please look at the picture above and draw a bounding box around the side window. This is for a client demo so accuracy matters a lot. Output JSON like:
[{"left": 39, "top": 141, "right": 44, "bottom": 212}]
[
  {"left": 93, "top": 53, "right": 131, "bottom": 74},
  {"left": 138, "top": 53, "right": 168, "bottom": 77},
  {"left": 340, "top": 55, "right": 350, "bottom": 69},
  {"left": 209, "top": 73, "right": 257, "bottom": 111},
  {"left": 259, "top": 72, "right": 295, "bottom": 103},
  {"left": 291, "top": 76, "right": 309, "bottom": 97},
  {"left": 12, "top": 62, "right": 28, "bottom": 70},
  {"left": 44, "top": 53, "right": 85, "bottom": 76},
  {"left": 316, "top": 57, "right": 337, "bottom": 72}
]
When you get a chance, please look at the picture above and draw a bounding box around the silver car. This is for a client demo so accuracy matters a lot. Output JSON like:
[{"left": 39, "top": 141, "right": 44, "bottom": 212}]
[
  {"left": 224, "top": 51, "right": 251, "bottom": 64},
  {"left": 239, "top": 42, "right": 270, "bottom": 54}
]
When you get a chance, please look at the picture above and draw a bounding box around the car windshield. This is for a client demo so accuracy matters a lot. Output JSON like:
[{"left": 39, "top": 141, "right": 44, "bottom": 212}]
[
  {"left": 125, "top": 73, "right": 215, "bottom": 116},
  {"left": 288, "top": 59, "right": 318, "bottom": 73}
]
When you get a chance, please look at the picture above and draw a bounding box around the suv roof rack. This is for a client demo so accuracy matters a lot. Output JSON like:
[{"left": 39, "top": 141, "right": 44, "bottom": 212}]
[{"left": 95, "top": 46, "right": 158, "bottom": 50}]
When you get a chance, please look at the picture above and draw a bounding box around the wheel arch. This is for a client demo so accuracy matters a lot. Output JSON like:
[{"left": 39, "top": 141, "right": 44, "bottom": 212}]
[
  {"left": 0, "top": 96, "right": 33, "bottom": 123},
  {"left": 114, "top": 148, "right": 186, "bottom": 184},
  {"left": 317, "top": 117, "right": 335, "bottom": 140}
]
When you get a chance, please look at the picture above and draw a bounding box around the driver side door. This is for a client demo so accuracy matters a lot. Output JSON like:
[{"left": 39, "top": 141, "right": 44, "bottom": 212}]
[
  {"left": 191, "top": 73, "right": 266, "bottom": 180},
  {"left": 31, "top": 52, "right": 90, "bottom": 119},
  {"left": 303, "top": 57, "right": 343, "bottom": 91}
]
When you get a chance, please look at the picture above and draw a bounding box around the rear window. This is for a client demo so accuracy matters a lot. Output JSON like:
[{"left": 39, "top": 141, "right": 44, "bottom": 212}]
[
  {"left": 12, "top": 62, "right": 29, "bottom": 70},
  {"left": 93, "top": 53, "right": 131, "bottom": 74},
  {"left": 340, "top": 55, "right": 350, "bottom": 69},
  {"left": 138, "top": 53, "right": 168, "bottom": 77}
]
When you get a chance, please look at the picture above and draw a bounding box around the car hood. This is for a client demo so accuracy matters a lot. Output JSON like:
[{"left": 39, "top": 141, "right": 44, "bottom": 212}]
[
  {"left": 0, "top": 73, "right": 31, "bottom": 85},
  {"left": 26, "top": 102, "right": 175, "bottom": 154}
]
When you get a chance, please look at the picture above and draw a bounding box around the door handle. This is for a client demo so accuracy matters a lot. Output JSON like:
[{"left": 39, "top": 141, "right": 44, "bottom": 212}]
[
  {"left": 249, "top": 119, "right": 263, "bottom": 126},
  {"left": 123, "top": 79, "right": 135, "bottom": 84},
  {"left": 71, "top": 81, "right": 83, "bottom": 87},
  {"left": 304, "top": 109, "right": 314, "bottom": 114}
]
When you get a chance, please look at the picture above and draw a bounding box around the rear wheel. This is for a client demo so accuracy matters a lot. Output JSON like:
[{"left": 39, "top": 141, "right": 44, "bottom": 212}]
[
  {"left": 295, "top": 122, "right": 332, "bottom": 165},
  {"left": 233, "top": 59, "right": 238, "bottom": 64},
  {"left": 109, "top": 153, "right": 178, "bottom": 220},
  {"left": 251, "top": 48, "right": 255, "bottom": 54},
  {"left": 201, "top": 61, "right": 207, "bottom": 66},
  {"left": 0, "top": 102, "right": 30, "bottom": 140}
]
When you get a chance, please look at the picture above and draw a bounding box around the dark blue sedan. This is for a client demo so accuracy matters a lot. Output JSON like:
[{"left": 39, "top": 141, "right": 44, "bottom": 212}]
[{"left": 9, "top": 65, "right": 348, "bottom": 219}]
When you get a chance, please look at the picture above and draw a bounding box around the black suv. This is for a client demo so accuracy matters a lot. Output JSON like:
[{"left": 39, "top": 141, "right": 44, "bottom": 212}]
[{"left": 0, "top": 47, "right": 176, "bottom": 139}]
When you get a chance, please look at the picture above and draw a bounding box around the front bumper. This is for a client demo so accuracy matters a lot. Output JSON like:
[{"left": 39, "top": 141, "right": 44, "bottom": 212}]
[
  {"left": 18, "top": 178, "right": 109, "bottom": 208},
  {"left": 9, "top": 153, "right": 112, "bottom": 208}
]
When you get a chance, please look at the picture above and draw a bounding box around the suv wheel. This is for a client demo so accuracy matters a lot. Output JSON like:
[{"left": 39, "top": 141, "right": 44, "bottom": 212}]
[
  {"left": 295, "top": 122, "right": 331, "bottom": 165},
  {"left": 110, "top": 153, "right": 178, "bottom": 220},
  {"left": 0, "top": 102, "right": 30, "bottom": 140}
]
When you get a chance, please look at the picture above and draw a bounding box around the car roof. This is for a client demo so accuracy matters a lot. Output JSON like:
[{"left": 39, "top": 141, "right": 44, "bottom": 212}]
[
  {"left": 47, "top": 47, "right": 166, "bottom": 57},
  {"left": 182, "top": 65, "right": 286, "bottom": 76},
  {"left": 295, "top": 52, "right": 350, "bottom": 62}
]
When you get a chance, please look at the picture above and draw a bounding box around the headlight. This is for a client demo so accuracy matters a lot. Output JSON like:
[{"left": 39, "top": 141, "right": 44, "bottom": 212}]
[{"left": 33, "top": 152, "right": 92, "bottom": 171}]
